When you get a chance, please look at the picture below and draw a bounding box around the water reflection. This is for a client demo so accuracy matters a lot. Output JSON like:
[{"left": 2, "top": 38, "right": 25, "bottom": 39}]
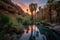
[
  {"left": 22, "top": 25, "right": 47, "bottom": 40},
  {"left": 24, "top": 25, "right": 39, "bottom": 33}
]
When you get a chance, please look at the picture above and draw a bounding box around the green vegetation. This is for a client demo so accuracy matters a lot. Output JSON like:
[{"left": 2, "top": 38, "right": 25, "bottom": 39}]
[
  {"left": 0, "top": 0, "right": 60, "bottom": 40},
  {"left": 0, "top": 14, "right": 11, "bottom": 29},
  {"left": 0, "top": 13, "right": 24, "bottom": 40},
  {"left": 17, "top": 15, "right": 31, "bottom": 25},
  {"left": 0, "top": 14, "right": 24, "bottom": 31},
  {"left": 0, "top": 0, "right": 31, "bottom": 39},
  {"left": 22, "top": 16, "right": 31, "bottom": 24}
]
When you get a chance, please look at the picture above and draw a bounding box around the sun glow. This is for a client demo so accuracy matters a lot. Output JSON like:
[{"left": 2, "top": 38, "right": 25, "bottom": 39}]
[{"left": 16, "top": 3, "right": 31, "bottom": 15}]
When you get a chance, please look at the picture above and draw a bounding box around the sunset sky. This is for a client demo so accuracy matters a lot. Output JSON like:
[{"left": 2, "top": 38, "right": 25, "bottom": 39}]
[{"left": 12, "top": 0, "right": 47, "bottom": 14}]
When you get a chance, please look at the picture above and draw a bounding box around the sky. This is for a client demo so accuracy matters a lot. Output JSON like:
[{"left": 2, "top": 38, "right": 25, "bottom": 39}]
[{"left": 12, "top": 0, "right": 47, "bottom": 14}]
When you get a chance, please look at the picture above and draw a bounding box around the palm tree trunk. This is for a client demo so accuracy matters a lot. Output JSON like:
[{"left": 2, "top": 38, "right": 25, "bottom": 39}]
[
  {"left": 49, "top": 5, "right": 52, "bottom": 23},
  {"left": 35, "top": 10, "right": 36, "bottom": 24},
  {"left": 31, "top": 12, "right": 33, "bottom": 25}
]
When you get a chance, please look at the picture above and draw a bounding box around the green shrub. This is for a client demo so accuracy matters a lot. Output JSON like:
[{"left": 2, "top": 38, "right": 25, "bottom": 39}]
[
  {"left": 0, "top": 14, "right": 11, "bottom": 28},
  {"left": 17, "top": 15, "right": 23, "bottom": 23}
]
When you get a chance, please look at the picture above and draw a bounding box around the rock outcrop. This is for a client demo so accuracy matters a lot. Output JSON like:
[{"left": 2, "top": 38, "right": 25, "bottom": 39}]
[{"left": 0, "top": 0, "right": 24, "bottom": 15}]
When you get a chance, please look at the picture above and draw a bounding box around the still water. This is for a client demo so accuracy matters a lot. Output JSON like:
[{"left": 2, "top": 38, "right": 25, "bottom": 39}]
[{"left": 20, "top": 25, "right": 47, "bottom": 40}]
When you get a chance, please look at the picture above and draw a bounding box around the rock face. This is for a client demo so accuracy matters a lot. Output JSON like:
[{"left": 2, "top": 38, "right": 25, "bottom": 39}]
[
  {"left": 0, "top": 0, "right": 24, "bottom": 15},
  {"left": 0, "top": 0, "right": 25, "bottom": 40}
]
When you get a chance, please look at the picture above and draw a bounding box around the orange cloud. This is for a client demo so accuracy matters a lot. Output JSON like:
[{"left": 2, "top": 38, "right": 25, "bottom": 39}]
[{"left": 15, "top": 2, "right": 31, "bottom": 15}]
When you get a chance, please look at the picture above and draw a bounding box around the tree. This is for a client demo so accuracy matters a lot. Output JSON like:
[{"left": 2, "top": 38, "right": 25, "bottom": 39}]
[
  {"left": 47, "top": 0, "right": 54, "bottom": 23},
  {"left": 47, "top": 0, "right": 60, "bottom": 23},
  {"left": 55, "top": 1, "right": 60, "bottom": 23},
  {"left": 26, "top": 9, "right": 28, "bottom": 13},
  {"left": 29, "top": 3, "right": 37, "bottom": 40},
  {"left": 39, "top": 6, "right": 41, "bottom": 11},
  {"left": 0, "top": 14, "right": 11, "bottom": 29},
  {"left": 34, "top": 3, "right": 37, "bottom": 14},
  {"left": 47, "top": 0, "right": 54, "bottom": 3},
  {"left": 29, "top": 3, "right": 37, "bottom": 24},
  {"left": 17, "top": 16, "right": 23, "bottom": 23}
]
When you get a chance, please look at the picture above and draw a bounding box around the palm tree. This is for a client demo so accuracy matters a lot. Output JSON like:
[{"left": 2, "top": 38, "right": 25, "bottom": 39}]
[
  {"left": 29, "top": 3, "right": 37, "bottom": 40},
  {"left": 26, "top": 9, "right": 28, "bottom": 13},
  {"left": 39, "top": 6, "right": 41, "bottom": 11},
  {"left": 47, "top": 0, "right": 60, "bottom": 23},
  {"left": 47, "top": 0, "right": 54, "bottom": 3},
  {"left": 34, "top": 3, "right": 37, "bottom": 24},
  {"left": 29, "top": 3, "right": 34, "bottom": 24},
  {"left": 29, "top": 3, "right": 37, "bottom": 24},
  {"left": 34, "top": 3, "right": 37, "bottom": 14},
  {"left": 55, "top": 0, "right": 60, "bottom": 23},
  {"left": 47, "top": 0, "right": 54, "bottom": 23}
]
